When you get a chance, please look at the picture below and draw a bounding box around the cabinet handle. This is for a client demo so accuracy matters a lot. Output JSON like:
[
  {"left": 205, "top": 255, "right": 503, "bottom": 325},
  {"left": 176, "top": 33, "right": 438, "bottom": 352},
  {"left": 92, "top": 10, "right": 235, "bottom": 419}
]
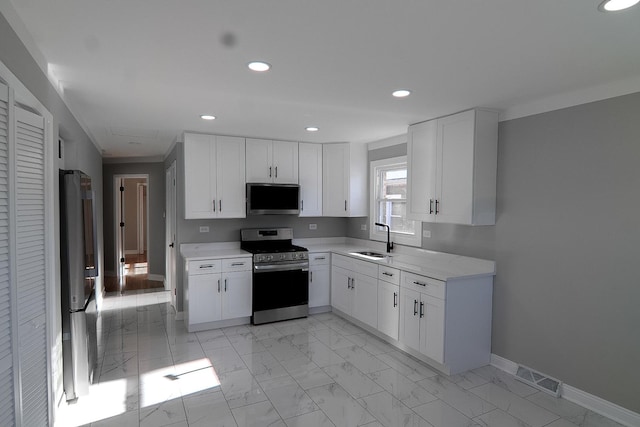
[
  {"left": 219, "top": 200, "right": 222, "bottom": 212},
  {"left": 301, "top": 200, "right": 304, "bottom": 211},
  {"left": 351, "top": 278, "right": 355, "bottom": 289},
  {"left": 344, "top": 200, "right": 347, "bottom": 211},
  {"left": 414, "top": 299, "right": 418, "bottom": 316},
  {"left": 435, "top": 199, "right": 440, "bottom": 214},
  {"left": 217, "top": 279, "right": 220, "bottom": 293},
  {"left": 213, "top": 199, "right": 216, "bottom": 212},
  {"left": 315, "top": 256, "right": 326, "bottom": 260},
  {"left": 413, "top": 280, "right": 426, "bottom": 287},
  {"left": 231, "top": 262, "right": 245, "bottom": 266},
  {"left": 429, "top": 199, "right": 434, "bottom": 214},
  {"left": 224, "top": 278, "right": 227, "bottom": 292},
  {"left": 310, "top": 271, "right": 313, "bottom": 282},
  {"left": 393, "top": 292, "right": 397, "bottom": 307},
  {"left": 420, "top": 301, "right": 424, "bottom": 318},
  {"left": 269, "top": 166, "right": 272, "bottom": 178},
  {"left": 275, "top": 166, "right": 278, "bottom": 178},
  {"left": 347, "top": 277, "right": 351, "bottom": 289},
  {"left": 199, "top": 264, "right": 214, "bottom": 269},
  {"left": 382, "top": 272, "right": 393, "bottom": 277}
]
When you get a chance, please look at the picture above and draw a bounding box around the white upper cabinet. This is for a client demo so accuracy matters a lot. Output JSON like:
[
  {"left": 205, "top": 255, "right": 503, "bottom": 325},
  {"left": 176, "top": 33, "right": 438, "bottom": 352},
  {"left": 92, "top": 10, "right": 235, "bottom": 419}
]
[
  {"left": 184, "top": 133, "right": 246, "bottom": 219},
  {"left": 322, "top": 142, "right": 367, "bottom": 217},
  {"left": 246, "top": 138, "right": 299, "bottom": 183},
  {"left": 407, "top": 109, "right": 498, "bottom": 225},
  {"left": 298, "top": 143, "right": 323, "bottom": 217}
]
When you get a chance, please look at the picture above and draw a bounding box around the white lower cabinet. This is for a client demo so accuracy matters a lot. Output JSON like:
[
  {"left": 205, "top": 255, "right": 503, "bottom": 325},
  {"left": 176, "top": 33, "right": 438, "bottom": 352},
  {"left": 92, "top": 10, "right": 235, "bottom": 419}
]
[
  {"left": 331, "top": 254, "right": 378, "bottom": 329},
  {"left": 330, "top": 252, "right": 493, "bottom": 375},
  {"left": 377, "top": 266, "right": 400, "bottom": 340},
  {"left": 399, "top": 286, "right": 445, "bottom": 363},
  {"left": 185, "top": 257, "right": 252, "bottom": 332},
  {"left": 309, "top": 252, "right": 331, "bottom": 309}
]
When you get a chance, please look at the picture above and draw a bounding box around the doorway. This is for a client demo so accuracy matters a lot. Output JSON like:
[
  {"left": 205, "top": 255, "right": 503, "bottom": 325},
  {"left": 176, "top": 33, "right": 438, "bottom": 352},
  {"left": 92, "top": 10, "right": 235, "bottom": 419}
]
[{"left": 106, "top": 174, "right": 162, "bottom": 293}]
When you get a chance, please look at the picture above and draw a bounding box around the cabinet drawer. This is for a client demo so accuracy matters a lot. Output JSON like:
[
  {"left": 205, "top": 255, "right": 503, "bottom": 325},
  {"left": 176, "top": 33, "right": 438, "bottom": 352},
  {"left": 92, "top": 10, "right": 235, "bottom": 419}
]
[
  {"left": 378, "top": 266, "right": 400, "bottom": 285},
  {"left": 309, "top": 252, "right": 330, "bottom": 266},
  {"left": 222, "top": 258, "right": 252, "bottom": 272},
  {"left": 401, "top": 271, "right": 445, "bottom": 299},
  {"left": 188, "top": 259, "right": 222, "bottom": 275}
]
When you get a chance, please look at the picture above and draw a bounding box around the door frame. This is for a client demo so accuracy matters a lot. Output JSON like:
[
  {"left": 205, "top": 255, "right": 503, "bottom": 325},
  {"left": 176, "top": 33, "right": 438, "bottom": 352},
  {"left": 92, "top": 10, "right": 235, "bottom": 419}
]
[
  {"left": 113, "top": 174, "right": 149, "bottom": 287},
  {"left": 136, "top": 182, "right": 147, "bottom": 254},
  {"left": 165, "top": 161, "right": 177, "bottom": 309}
]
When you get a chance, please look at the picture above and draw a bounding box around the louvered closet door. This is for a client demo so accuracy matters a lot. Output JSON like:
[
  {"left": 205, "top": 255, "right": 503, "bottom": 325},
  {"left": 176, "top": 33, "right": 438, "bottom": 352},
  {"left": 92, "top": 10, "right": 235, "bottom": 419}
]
[
  {"left": 15, "top": 106, "right": 48, "bottom": 427},
  {"left": 0, "top": 83, "right": 15, "bottom": 427}
]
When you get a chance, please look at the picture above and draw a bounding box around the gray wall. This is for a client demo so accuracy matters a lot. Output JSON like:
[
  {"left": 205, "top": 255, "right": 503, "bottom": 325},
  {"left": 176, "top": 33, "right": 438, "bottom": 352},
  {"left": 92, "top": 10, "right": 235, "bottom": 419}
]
[
  {"left": 103, "top": 162, "right": 166, "bottom": 277},
  {"left": 349, "top": 93, "right": 640, "bottom": 413},
  {"left": 166, "top": 142, "right": 349, "bottom": 312}
]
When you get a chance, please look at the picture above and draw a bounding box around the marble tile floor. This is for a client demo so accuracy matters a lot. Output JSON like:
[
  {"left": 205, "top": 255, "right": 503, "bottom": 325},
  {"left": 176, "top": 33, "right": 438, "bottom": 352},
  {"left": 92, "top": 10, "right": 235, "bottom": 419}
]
[{"left": 56, "top": 289, "right": 626, "bottom": 427}]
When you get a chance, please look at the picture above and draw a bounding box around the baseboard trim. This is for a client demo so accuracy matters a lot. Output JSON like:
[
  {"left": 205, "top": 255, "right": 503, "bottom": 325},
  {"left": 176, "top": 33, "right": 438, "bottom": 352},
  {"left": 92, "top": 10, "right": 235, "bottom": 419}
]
[
  {"left": 490, "top": 354, "right": 640, "bottom": 427},
  {"left": 148, "top": 274, "right": 164, "bottom": 282}
]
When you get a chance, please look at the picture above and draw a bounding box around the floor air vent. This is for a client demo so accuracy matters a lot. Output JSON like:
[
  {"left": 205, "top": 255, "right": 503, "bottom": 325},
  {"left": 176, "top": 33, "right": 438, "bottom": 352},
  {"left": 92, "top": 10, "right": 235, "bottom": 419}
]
[{"left": 515, "top": 365, "right": 561, "bottom": 397}]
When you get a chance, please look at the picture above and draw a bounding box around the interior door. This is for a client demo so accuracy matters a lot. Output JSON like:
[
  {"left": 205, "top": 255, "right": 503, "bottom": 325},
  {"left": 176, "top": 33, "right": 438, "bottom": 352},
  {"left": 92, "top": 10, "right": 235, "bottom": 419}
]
[{"left": 165, "top": 161, "right": 177, "bottom": 308}]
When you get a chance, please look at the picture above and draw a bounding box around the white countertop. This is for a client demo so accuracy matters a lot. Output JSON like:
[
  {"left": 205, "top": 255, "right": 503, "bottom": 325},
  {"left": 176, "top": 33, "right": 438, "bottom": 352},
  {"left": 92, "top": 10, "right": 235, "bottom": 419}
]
[
  {"left": 304, "top": 243, "right": 495, "bottom": 281},
  {"left": 181, "top": 238, "right": 495, "bottom": 281},
  {"left": 180, "top": 242, "right": 251, "bottom": 261}
]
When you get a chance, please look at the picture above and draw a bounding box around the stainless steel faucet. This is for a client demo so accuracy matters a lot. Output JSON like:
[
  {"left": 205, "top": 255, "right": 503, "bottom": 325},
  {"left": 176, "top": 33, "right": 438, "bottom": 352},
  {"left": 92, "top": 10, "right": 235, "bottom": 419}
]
[{"left": 375, "top": 222, "right": 394, "bottom": 253}]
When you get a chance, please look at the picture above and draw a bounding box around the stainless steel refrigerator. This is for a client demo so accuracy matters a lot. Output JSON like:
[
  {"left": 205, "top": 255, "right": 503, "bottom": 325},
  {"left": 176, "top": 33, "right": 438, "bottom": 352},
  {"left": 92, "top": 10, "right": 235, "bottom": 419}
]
[{"left": 59, "top": 170, "right": 99, "bottom": 401}]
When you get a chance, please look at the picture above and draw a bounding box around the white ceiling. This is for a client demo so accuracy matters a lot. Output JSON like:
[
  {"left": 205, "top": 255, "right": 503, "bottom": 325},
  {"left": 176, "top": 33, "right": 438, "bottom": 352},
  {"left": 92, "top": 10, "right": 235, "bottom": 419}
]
[{"left": 5, "top": 0, "right": 640, "bottom": 158}]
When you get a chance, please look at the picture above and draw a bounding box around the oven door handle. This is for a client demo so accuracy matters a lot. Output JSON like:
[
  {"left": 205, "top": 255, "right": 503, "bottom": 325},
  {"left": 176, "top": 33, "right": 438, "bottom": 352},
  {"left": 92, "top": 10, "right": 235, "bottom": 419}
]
[{"left": 253, "top": 262, "right": 310, "bottom": 273}]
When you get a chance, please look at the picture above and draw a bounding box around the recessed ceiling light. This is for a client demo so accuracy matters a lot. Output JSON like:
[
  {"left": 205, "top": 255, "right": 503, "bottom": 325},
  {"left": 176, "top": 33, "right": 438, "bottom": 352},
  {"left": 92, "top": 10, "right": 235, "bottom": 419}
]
[
  {"left": 598, "top": 0, "right": 640, "bottom": 11},
  {"left": 200, "top": 115, "right": 216, "bottom": 120},
  {"left": 392, "top": 89, "right": 411, "bottom": 98},
  {"left": 305, "top": 127, "right": 319, "bottom": 132},
  {"left": 248, "top": 61, "right": 271, "bottom": 72}
]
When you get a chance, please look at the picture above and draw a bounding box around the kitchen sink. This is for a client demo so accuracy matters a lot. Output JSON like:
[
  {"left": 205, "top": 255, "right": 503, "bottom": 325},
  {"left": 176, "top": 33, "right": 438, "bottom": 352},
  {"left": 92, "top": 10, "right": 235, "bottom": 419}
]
[{"left": 351, "top": 251, "right": 388, "bottom": 259}]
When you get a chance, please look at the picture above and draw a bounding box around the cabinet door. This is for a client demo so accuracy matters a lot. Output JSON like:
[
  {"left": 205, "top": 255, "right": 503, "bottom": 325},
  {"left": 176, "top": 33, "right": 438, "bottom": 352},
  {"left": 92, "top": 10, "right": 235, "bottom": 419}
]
[
  {"left": 407, "top": 120, "right": 437, "bottom": 221},
  {"left": 436, "top": 110, "right": 474, "bottom": 224},
  {"left": 399, "top": 287, "right": 421, "bottom": 352},
  {"left": 298, "top": 143, "right": 322, "bottom": 216},
  {"left": 309, "top": 266, "right": 330, "bottom": 308},
  {"left": 323, "top": 143, "right": 348, "bottom": 216},
  {"left": 272, "top": 140, "right": 299, "bottom": 184},
  {"left": 330, "top": 265, "right": 352, "bottom": 314},
  {"left": 184, "top": 133, "right": 216, "bottom": 219},
  {"left": 216, "top": 136, "right": 246, "bottom": 218},
  {"left": 222, "top": 271, "right": 252, "bottom": 319},
  {"left": 246, "top": 138, "right": 272, "bottom": 182},
  {"left": 189, "top": 273, "right": 222, "bottom": 324},
  {"left": 352, "top": 273, "right": 378, "bottom": 329},
  {"left": 419, "top": 295, "right": 445, "bottom": 364},
  {"left": 377, "top": 281, "right": 399, "bottom": 340}
]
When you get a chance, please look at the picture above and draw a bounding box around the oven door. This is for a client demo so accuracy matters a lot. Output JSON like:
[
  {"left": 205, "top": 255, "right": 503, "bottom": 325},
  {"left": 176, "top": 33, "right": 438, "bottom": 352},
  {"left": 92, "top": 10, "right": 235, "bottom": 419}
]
[{"left": 252, "top": 262, "right": 309, "bottom": 316}]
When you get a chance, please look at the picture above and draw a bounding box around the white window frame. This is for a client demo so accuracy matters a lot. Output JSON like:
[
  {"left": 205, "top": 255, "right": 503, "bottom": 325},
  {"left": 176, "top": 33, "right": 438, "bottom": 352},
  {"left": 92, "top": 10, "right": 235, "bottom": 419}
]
[{"left": 369, "top": 156, "right": 422, "bottom": 247}]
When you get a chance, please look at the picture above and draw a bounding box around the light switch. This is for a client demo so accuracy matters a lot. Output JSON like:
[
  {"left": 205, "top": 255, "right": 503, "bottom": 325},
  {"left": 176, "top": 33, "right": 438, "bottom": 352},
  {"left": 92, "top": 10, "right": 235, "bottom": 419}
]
[
  {"left": 309, "top": 224, "right": 317, "bottom": 230},
  {"left": 199, "top": 226, "right": 210, "bottom": 233},
  {"left": 423, "top": 230, "right": 431, "bottom": 238},
  {"left": 360, "top": 224, "right": 367, "bottom": 231}
]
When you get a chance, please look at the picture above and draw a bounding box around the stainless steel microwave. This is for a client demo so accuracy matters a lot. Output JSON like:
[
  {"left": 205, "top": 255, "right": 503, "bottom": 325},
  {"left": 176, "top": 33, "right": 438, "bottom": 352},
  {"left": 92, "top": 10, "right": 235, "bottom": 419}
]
[{"left": 246, "top": 183, "right": 300, "bottom": 215}]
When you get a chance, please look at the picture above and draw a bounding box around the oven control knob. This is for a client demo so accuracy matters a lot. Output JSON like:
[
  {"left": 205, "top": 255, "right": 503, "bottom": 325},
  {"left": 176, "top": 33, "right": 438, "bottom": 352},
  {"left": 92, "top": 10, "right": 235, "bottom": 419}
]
[
  {"left": 266, "top": 255, "right": 273, "bottom": 261},
  {"left": 280, "top": 254, "right": 286, "bottom": 260}
]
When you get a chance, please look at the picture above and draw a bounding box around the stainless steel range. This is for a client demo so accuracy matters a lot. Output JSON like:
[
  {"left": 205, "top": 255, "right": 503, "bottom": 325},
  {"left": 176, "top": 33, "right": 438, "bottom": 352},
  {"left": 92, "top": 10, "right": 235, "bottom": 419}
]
[{"left": 240, "top": 228, "right": 309, "bottom": 324}]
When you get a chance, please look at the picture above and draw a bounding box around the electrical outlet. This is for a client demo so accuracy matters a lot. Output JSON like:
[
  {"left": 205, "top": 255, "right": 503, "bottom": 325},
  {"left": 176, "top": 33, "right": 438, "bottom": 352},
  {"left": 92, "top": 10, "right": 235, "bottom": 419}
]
[
  {"left": 360, "top": 224, "right": 367, "bottom": 231},
  {"left": 423, "top": 230, "right": 431, "bottom": 238},
  {"left": 309, "top": 223, "right": 317, "bottom": 230},
  {"left": 199, "top": 226, "right": 210, "bottom": 233}
]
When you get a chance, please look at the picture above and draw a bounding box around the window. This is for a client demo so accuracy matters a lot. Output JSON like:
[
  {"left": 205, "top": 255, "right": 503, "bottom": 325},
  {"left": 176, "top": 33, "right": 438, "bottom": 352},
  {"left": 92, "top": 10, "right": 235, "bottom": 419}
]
[{"left": 370, "top": 156, "right": 422, "bottom": 247}]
